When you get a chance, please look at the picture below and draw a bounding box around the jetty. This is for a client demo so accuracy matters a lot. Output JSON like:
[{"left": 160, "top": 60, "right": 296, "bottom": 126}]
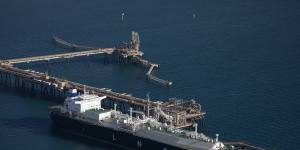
[
  {"left": 0, "top": 32, "right": 200, "bottom": 128},
  {"left": 52, "top": 31, "right": 171, "bottom": 86}
]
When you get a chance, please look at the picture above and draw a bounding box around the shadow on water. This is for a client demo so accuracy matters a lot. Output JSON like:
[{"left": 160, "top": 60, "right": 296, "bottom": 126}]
[
  {"left": 0, "top": 117, "right": 51, "bottom": 136},
  {"left": 0, "top": 86, "right": 63, "bottom": 103}
]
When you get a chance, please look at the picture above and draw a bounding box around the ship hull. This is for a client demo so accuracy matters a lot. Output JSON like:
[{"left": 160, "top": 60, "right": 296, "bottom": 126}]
[{"left": 49, "top": 111, "right": 184, "bottom": 150}]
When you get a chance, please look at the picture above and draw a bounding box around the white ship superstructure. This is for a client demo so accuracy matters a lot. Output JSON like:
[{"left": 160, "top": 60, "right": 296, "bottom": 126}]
[{"left": 50, "top": 89, "right": 226, "bottom": 150}]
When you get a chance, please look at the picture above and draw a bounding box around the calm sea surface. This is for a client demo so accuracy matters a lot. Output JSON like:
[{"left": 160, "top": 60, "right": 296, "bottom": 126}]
[{"left": 0, "top": 0, "right": 299, "bottom": 149}]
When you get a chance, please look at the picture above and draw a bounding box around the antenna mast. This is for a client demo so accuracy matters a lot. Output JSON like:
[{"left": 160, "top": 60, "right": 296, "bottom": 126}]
[{"left": 147, "top": 93, "right": 150, "bottom": 117}]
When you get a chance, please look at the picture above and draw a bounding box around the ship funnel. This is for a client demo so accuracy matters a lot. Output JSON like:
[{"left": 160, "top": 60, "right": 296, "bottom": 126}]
[
  {"left": 67, "top": 89, "right": 79, "bottom": 97},
  {"left": 69, "top": 89, "right": 77, "bottom": 94}
]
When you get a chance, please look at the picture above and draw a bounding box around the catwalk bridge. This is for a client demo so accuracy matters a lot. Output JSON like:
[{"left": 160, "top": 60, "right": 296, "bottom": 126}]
[{"left": 2, "top": 48, "right": 115, "bottom": 65}]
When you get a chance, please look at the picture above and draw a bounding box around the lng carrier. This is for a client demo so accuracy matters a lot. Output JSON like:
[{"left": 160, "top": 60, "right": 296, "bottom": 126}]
[{"left": 49, "top": 89, "right": 226, "bottom": 150}]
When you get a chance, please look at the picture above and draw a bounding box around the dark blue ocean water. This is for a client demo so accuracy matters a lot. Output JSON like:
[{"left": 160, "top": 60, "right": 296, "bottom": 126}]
[{"left": 0, "top": 0, "right": 299, "bottom": 149}]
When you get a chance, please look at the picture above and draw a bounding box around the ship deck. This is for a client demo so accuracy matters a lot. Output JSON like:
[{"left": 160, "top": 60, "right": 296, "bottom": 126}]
[{"left": 87, "top": 109, "right": 111, "bottom": 114}]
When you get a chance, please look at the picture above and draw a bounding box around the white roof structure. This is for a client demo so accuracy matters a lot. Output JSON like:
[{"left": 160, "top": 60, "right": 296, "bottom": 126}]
[{"left": 65, "top": 92, "right": 106, "bottom": 113}]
